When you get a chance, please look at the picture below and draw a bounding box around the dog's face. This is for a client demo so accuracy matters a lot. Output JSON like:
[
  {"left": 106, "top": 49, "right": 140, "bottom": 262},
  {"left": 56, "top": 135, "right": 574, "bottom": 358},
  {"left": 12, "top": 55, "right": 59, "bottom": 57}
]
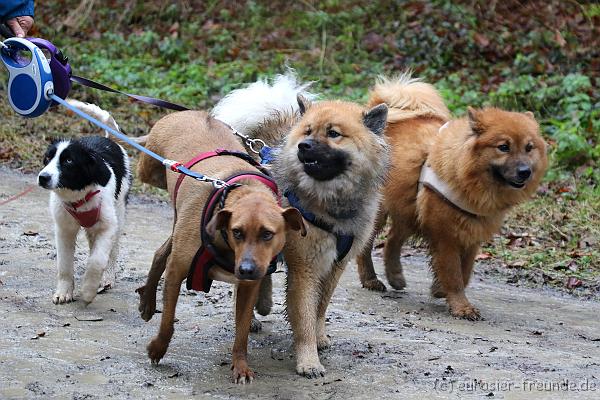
[
  {"left": 207, "top": 191, "right": 306, "bottom": 281},
  {"left": 38, "top": 140, "right": 110, "bottom": 191},
  {"left": 290, "top": 97, "right": 387, "bottom": 182},
  {"left": 274, "top": 97, "right": 389, "bottom": 209},
  {"left": 468, "top": 107, "right": 548, "bottom": 193}
]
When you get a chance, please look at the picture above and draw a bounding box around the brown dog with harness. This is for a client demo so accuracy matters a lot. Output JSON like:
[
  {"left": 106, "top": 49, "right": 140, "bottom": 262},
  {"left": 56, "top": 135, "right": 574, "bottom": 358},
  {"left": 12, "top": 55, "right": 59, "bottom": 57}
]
[{"left": 135, "top": 110, "right": 305, "bottom": 383}]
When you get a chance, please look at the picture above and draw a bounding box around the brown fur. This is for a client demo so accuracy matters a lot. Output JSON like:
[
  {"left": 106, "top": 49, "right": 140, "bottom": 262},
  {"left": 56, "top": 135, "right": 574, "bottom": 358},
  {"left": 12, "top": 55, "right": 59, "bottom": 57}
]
[
  {"left": 356, "top": 75, "right": 548, "bottom": 320},
  {"left": 135, "top": 110, "right": 305, "bottom": 383}
]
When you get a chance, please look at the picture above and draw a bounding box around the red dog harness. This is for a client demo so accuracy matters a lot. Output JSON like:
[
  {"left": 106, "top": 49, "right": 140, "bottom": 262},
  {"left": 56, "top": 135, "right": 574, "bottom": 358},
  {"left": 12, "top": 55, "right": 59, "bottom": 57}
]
[
  {"left": 171, "top": 149, "right": 280, "bottom": 293},
  {"left": 63, "top": 190, "right": 102, "bottom": 228}
]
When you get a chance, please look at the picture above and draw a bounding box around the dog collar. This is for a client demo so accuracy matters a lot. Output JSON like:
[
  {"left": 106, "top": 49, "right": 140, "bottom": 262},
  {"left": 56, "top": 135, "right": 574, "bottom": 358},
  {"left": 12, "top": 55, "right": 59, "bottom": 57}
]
[
  {"left": 284, "top": 191, "right": 354, "bottom": 262},
  {"left": 63, "top": 190, "right": 102, "bottom": 228},
  {"left": 418, "top": 164, "right": 482, "bottom": 218}
]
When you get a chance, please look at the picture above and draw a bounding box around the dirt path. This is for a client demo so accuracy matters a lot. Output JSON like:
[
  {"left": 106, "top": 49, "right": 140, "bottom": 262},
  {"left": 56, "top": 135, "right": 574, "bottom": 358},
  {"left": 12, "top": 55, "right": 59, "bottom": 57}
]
[{"left": 1, "top": 168, "right": 599, "bottom": 399}]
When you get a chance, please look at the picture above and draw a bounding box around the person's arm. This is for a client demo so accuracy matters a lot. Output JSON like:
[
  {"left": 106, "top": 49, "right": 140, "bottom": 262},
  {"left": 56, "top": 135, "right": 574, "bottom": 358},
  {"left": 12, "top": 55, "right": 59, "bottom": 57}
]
[{"left": 0, "top": 0, "right": 34, "bottom": 38}]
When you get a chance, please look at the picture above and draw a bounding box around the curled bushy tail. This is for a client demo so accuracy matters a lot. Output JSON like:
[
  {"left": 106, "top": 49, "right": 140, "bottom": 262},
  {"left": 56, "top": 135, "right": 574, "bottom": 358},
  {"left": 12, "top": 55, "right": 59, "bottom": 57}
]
[
  {"left": 369, "top": 72, "right": 450, "bottom": 124},
  {"left": 66, "top": 99, "right": 148, "bottom": 145},
  {"left": 211, "top": 72, "right": 316, "bottom": 145},
  {"left": 66, "top": 99, "right": 121, "bottom": 136}
]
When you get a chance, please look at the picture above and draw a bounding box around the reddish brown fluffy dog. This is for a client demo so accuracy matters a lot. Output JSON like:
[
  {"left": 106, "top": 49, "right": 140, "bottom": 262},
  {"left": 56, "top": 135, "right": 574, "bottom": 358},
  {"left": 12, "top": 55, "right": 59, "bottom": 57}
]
[
  {"left": 357, "top": 74, "right": 548, "bottom": 320},
  {"left": 136, "top": 111, "right": 305, "bottom": 383}
]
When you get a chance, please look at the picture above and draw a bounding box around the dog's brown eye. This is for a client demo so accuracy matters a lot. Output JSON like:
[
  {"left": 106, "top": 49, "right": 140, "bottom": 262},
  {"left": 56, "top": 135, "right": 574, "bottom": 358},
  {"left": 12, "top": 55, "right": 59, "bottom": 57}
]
[
  {"left": 525, "top": 143, "right": 533, "bottom": 152},
  {"left": 261, "top": 231, "right": 274, "bottom": 241},
  {"left": 232, "top": 229, "right": 243, "bottom": 240},
  {"left": 497, "top": 144, "right": 510, "bottom": 153},
  {"left": 327, "top": 129, "right": 341, "bottom": 139}
]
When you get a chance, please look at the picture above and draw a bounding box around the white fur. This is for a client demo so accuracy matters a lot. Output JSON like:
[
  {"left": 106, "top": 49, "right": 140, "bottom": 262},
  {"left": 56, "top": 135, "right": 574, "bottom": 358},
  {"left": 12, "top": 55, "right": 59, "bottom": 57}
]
[
  {"left": 66, "top": 99, "right": 120, "bottom": 137},
  {"left": 211, "top": 72, "right": 316, "bottom": 134},
  {"left": 39, "top": 141, "right": 130, "bottom": 305}
]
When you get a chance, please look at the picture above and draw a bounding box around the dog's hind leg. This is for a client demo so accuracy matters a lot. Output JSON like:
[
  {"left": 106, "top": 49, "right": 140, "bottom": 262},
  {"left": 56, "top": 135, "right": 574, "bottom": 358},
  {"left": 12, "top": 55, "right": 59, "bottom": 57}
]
[
  {"left": 147, "top": 250, "right": 190, "bottom": 364},
  {"left": 255, "top": 274, "right": 272, "bottom": 316},
  {"left": 315, "top": 263, "right": 345, "bottom": 351},
  {"left": 383, "top": 214, "right": 411, "bottom": 290},
  {"left": 232, "top": 281, "right": 261, "bottom": 384},
  {"left": 138, "top": 236, "right": 172, "bottom": 322},
  {"left": 356, "top": 210, "right": 387, "bottom": 292},
  {"left": 250, "top": 274, "right": 273, "bottom": 333},
  {"left": 52, "top": 208, "right": 80, "bottom": 304}
]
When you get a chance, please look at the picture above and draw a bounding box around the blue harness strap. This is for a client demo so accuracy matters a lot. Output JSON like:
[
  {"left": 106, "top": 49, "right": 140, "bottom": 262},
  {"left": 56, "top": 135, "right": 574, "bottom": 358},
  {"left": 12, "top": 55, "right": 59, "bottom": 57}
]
[{"left": 285, "top": 191, "right": 354, "bottom": 263}]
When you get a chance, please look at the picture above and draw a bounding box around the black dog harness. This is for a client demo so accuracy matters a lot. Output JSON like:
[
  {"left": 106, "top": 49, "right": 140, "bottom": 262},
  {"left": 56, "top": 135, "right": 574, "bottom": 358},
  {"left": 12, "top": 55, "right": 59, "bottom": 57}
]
[
  {"left": 171, "top": 149, "right": 280, "bottom": 293},
  {"left": 284, "top": 191, "right": 354, "bottom": 263}
]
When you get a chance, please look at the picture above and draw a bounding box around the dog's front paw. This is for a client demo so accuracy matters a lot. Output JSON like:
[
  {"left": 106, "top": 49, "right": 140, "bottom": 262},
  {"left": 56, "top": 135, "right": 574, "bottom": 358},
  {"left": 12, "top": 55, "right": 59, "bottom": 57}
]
[
  {"left": 79, "top": 285, "right": 98, "bottom": 305},
  {"left": 250, "top": 317, "right": 262, "bottom": 333},
  {"left": 450, "top": 304, "right": 482, "bottom": 321},
  {"left": 147, "top": 337, "right": 169, "bottom": 364},
  {"left": 296, "top": 361, "right": 325, "bottom": 379},
  {"left": 317, "top": 334, "right": 331, "bottom": 351},
  {"left": 362, "top": 278, "right": 387, "bottom": 292},
  {"left": 232, "top": 360, "right": 255, "bottom": 384},
  {"left": 386, "top": 273, "right": 406, "bottom": 290},
  {"left": 53, "top": 281, "right": 74, "bottom": 304}
]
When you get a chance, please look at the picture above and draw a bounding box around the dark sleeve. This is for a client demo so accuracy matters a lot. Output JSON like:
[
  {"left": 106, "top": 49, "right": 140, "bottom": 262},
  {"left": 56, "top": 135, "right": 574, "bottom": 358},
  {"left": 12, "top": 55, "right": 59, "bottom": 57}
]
[{"left": 0, "top": 0, "right": 34, "bottom": 22}]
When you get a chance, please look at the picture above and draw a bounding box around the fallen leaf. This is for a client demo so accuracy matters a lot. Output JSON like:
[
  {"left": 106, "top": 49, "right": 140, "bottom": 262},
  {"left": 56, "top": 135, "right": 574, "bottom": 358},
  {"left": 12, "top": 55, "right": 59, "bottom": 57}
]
[
  {"left": 476, "top": 252, "right": 493, "bottom": 260},
  {"left": 474, "top": 32, "right": 490, "bottom": 47},
  {"left": 22, "top": 230, "right": 39, "bottom": 236},
  {"left": 566, "top": 277, "right": 582, "bottom": 289},
  {"left": 37, "top": 331, "right": 45, "bottom": 337}
]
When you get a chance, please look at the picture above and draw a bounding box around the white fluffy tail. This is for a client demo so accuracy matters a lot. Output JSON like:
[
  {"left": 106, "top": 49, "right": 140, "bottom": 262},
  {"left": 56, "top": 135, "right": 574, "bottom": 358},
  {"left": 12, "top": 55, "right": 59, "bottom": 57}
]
[
  {"left": 66, "top": 99, "right": 121, "bottom": 136},
  {"left": 211, "top": 72, "right": 316, "bottom": 135}
]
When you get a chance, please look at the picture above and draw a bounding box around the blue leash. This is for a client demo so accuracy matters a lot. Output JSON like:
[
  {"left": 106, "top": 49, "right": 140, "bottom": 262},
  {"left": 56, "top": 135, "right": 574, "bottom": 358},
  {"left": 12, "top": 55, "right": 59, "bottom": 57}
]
[{"left": 51, "top": 94, "right": 231, "bottom": 188}]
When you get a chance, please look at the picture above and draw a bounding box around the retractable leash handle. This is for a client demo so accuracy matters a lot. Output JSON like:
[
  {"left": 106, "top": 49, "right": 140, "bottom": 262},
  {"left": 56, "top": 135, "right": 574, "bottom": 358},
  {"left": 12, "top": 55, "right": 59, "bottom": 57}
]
[{"left": 0, "top": 37, "right": 54, "bottom": 117}]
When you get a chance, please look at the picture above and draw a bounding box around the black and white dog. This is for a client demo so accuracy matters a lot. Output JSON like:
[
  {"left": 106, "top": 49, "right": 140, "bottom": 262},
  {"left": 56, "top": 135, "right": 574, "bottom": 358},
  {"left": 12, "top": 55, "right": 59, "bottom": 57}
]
[{"left": 38, "top": 103, "right": 131, "bottom": 305}]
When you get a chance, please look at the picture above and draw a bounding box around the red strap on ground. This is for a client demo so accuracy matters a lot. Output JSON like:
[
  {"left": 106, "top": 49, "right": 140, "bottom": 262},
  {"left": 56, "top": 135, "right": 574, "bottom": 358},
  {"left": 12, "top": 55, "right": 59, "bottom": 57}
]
[{"left": 0, "top": 185, "right": 35, "bottom": 206}]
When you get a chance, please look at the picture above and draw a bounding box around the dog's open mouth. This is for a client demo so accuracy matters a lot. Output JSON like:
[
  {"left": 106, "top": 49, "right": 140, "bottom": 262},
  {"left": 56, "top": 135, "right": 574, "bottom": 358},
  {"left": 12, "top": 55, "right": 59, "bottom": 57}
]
[
  {"left": 492, "top": 167, "right": 527, "bottom": 189},
  {"left": 297, "top": 152, "right": 347, "bottom": 181}
]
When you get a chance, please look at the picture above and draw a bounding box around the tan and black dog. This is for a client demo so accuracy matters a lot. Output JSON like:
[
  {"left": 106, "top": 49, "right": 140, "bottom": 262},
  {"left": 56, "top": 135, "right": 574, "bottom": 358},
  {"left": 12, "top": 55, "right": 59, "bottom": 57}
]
[
  {"left": 136, "top": 110, "right": 305, "bottom": 383},
  {"left": 213, "top": 74, "right": 390, "bottom": 378},
  {"left": 356, "top": 74, "right": 548, "bottom": 320}
]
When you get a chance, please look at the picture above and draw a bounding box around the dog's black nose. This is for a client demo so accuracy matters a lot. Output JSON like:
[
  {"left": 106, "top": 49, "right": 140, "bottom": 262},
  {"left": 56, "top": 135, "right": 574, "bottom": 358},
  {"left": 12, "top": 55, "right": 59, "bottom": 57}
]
[
  {"left": 38, "top": 173, "right": 51, "bottom": 187},
  {"left": 517, "top": 165, "right": 531, "bottom": 181},
  {"left": 239, "top": 260, "right": 257, "bottom": 278},
  {"left": 298, "top": 139, "right": 314, "bottom": 151}
]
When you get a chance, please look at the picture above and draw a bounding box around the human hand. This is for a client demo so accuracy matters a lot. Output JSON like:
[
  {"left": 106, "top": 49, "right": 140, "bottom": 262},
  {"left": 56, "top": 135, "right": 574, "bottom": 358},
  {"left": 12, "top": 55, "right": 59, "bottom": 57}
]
[{"left": 5, "top": 16, "right": 34, "bottom": 38}]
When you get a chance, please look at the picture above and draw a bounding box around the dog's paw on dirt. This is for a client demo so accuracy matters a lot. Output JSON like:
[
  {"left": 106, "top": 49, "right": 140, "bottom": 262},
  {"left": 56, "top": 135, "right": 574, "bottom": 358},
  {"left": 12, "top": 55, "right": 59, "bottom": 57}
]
[
  {"left": 53, "top": 279, "right": 74, "bottom": 304},
  {"left": 317, "top": 334, "right": 331, "bottom": 351},
  {"left": 296, "top": 361, "right": 325, "bottom": 379},
  {"left": 450, "top": 304, "right": 482, "bottom": 321},
  {"left": 52, "top": 289, "right": 74, "bottom": 304},
  {"left": 136, "top": 286, "right": 156, "bottom": 322},
  {"left": 386, "top": 272, "right": 406, "bottom": 290},
  {"left": 362, "top": 278, "right": 387, "bottom": 292},
  {"left": 232, "top": 362, "right": 255, "bottom": 384},
  {"left": 249, "top": 317, "right": 262, "bottom": 333},
  {"left": 147, "top": 337, "right": 169, "bottom": 364}
]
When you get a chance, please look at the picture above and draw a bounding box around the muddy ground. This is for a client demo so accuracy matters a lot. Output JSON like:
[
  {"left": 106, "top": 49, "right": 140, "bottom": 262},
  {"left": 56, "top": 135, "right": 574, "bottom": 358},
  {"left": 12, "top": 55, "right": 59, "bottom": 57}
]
[{"left": 1, "top": 167, "right": 599, "bottom": 400}]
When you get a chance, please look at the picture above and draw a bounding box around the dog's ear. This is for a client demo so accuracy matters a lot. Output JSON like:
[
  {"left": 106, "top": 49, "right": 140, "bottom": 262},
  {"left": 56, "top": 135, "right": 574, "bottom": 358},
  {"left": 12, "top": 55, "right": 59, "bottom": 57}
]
[
  {"left": 297, "top": 94, "right": 311, "bottom": 116},
  {"left": 363, "top": 103, "right": 388, "bottom": 135},
  {"left": 467, "top": 106, "right": 485, "bottom": 136},
  {"left": 206, "top": 209, "right": 232, "bottom": 238},
  {"left": 282, "top": 207, "right": 307, "bottom": 236}
]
